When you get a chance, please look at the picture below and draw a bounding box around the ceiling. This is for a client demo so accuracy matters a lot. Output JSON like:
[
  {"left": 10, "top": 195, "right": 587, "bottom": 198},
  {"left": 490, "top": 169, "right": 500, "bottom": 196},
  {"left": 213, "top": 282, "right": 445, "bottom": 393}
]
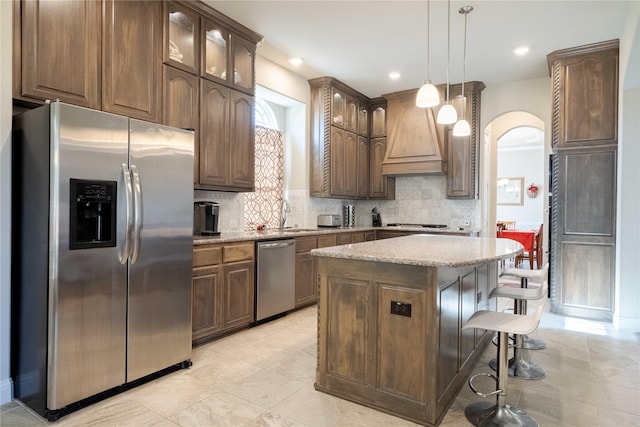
[{"left": 207, "top": 1, "right": 636, "bottom": 99}]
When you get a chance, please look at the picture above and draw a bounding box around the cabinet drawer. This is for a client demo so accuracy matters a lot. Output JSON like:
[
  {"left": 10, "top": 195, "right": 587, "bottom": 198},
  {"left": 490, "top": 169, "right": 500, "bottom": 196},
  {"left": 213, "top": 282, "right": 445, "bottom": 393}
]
[
  {"left": 223, "top": 243, "right": 254, "bottom": 262},
  {"left": 318, "top": 234, "right": 337, "bottom": 248},
  {"left": 194, "top": 245, "right": 222, "bottom": 267},
  {"left": 296, "top": 236, "right": 317, "bottom": 253}
]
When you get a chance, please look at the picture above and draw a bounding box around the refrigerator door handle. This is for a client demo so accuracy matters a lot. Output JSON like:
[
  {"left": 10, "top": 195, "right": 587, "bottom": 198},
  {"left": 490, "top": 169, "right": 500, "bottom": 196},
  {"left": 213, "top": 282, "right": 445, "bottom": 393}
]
[
  {"left": 130, "top": 164, "right": 143, "bottom": 264},
  {"left": 121, "top": 163, "right": 134, "bottom": 264}
]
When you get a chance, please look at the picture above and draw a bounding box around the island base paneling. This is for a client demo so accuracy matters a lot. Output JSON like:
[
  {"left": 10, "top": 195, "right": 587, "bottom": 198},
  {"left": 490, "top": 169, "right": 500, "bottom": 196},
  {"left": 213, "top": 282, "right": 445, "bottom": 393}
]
[{"left": 315, "top": 257, "right": 496, "bottom": 426}]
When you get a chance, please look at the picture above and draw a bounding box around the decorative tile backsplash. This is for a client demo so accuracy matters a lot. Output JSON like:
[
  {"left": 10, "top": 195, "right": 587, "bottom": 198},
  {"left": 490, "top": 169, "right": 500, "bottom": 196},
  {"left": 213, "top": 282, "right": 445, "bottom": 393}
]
[{"left": 197, "top": 175, "right": 480, "bottom": 232}]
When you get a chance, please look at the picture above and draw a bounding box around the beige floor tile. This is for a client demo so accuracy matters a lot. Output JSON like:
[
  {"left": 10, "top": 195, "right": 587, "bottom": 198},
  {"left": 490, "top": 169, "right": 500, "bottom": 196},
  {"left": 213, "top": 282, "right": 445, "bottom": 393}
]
[
  {"left": 123, "top": 371, "right": 216, "bottom": 418},
  {"left": 598, "top": 406, "right": 640, "bottom": 427},
  {"left": 0, "top": 405, "right": 47, "bottom": 426},
  {"left": 170, "top": 390, "right": 265, "bottom": 427},
  {"left": 5, "top": 305, "right": 640, "bottom": 427},
  {"left": 223, "top": 368, "right": 307, "bottom": 409},
  {"left": 242, "top": 410, "right": 310, "bottom": 427},
  {"left": 269, "top": 383, "right": 420, "bottom": 427},
  {"left": 51, "top": 399, "right": 170, "bottom": 427}
]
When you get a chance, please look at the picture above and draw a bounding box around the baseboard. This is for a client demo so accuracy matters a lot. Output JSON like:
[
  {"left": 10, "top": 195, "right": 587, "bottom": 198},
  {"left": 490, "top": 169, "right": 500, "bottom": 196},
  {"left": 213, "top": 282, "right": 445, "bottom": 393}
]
[
  {"left": 0, "top": 377, "right": 13, "bottom": 405},
  {"left": 616, "top": 316, "right": 640, "bottom": 332}
]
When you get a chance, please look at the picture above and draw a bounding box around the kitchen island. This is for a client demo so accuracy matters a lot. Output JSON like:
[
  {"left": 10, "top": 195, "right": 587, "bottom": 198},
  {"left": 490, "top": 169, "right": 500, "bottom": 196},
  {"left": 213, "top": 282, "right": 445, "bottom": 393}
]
[{"left": 311, "top": 234, "right": 522, "bottom": 426}]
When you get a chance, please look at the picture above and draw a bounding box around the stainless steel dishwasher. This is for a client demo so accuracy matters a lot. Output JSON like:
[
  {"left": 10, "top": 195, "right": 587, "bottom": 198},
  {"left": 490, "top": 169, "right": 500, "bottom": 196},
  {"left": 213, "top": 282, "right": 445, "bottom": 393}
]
[{"left": 255, "top": 239, "right": 296, "bottom": 322}]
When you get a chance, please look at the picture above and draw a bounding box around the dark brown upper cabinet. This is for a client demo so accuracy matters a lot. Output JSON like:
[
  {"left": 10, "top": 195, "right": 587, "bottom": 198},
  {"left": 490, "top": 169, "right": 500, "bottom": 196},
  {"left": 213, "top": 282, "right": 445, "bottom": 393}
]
[{"left": 547, "top": 39, "right": 618, "bottom": 148}]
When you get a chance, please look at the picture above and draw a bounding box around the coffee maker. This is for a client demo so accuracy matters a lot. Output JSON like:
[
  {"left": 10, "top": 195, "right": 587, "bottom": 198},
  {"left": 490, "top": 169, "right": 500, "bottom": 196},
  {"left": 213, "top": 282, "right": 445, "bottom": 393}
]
[
  {"left": 371, "top": 207, "right": 382, "bottom": 227},
  {"left": 194, "top": 201, "right": 220, "bottom": 236}
]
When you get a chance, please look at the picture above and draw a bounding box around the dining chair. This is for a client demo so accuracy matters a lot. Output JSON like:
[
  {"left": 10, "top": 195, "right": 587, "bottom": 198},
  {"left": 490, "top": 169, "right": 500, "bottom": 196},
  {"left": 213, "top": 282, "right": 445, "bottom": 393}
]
[{"left": 515, "top": 223, "right": 543, "bottom": 269}]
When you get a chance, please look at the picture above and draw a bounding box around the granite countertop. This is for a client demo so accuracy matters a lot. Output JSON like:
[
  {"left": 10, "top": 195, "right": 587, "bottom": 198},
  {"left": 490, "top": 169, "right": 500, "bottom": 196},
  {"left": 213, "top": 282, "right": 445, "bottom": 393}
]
[
  {"left": 193, "top": 225, "right": 476, "bottom": 245},
  {"left": 310, "top": 234, "right": 523, "bottom": 268}
]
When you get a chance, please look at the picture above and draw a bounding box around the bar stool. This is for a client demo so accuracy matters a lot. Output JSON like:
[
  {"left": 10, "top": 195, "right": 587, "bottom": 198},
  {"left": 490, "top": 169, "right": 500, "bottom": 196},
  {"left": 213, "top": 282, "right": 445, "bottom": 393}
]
[
  {"left": 488, "top": 264, "right": 548, "bottom": 380},
  {"left": 500, "top": 264, "right": 549, "bottom": 350},
  {"left": 464, "top": 304, "right": 544, "bottom": 426}
]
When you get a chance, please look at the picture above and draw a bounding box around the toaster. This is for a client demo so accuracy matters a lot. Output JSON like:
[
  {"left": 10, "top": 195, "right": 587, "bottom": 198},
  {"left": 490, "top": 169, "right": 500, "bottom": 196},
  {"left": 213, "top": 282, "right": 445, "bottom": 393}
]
[{"left": 317, "top": 214, "right": 341, "bottom": 227}]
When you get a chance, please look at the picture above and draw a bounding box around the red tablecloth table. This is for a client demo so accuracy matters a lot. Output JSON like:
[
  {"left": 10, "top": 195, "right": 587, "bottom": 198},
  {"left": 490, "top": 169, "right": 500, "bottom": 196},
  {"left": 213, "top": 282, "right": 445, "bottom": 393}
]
[{"left": 499, "top": 230, "right": 536, "bottom": 269}]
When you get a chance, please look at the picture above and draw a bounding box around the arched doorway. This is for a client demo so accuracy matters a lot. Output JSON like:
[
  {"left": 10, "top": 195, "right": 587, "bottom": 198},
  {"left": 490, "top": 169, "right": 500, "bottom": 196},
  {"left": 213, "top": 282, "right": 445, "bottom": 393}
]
[{"left": 482, "top": 111, "right": 547, "bottom": 267}]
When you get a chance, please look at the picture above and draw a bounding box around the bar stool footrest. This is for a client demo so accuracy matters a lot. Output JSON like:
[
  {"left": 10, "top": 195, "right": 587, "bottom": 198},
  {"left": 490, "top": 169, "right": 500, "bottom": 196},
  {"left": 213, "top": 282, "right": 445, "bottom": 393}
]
[{"left": 468, "top": 372, "right": 503, "bottom": 398}]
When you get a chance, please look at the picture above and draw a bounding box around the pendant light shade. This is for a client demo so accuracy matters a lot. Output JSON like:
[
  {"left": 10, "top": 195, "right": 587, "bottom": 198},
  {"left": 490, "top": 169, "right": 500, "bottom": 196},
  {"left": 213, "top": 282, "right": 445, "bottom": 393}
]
[
  {"left": 452, "top": 118, "right": 471, "bottom": 136},
  {"left": 437, "top": 103, "right": 458, "bottom": 125},
  {"left": 453, "top": 5, "right": 473, "bottom": 137},
  {"left": 436, "top": 0, "right": 457, "bottom": 124},
  {"left": 416, "top": 0, "right": 440, "bottom": 108},
  {"left": 416, "top": 82, "right": 440, "bottom": 108}
]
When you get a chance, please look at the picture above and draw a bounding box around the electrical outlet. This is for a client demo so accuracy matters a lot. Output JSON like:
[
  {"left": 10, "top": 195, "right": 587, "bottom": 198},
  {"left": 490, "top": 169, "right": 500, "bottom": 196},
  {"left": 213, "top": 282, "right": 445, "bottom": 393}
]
[{"left": 390, "top": 301, "right": 412, "bottom": 317}]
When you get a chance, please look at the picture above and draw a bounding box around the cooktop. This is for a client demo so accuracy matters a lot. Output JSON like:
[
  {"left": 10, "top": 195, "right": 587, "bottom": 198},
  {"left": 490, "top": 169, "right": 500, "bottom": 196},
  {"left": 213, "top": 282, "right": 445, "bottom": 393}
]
[{"left": 387, "top": 223, "right": 448, "bottom": 229}]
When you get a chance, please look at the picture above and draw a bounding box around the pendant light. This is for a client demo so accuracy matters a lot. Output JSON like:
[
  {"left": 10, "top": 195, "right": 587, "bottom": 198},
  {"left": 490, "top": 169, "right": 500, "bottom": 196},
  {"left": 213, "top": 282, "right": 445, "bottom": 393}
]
[
  {"left": 453, "top": 6, "right": 473, "bottom": 137},
  {"left": 416, "top": 0, "right": 440, "bottom": 108},
  {"left": 437, "top": 0, "right": 457, "bottom": 125}
]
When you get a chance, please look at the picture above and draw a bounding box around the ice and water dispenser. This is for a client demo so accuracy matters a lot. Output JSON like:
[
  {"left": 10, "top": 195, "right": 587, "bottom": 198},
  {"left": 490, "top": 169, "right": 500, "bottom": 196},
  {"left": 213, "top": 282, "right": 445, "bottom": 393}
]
[{"left": 69, "top": 179, "right": 117, "bottom": 249}]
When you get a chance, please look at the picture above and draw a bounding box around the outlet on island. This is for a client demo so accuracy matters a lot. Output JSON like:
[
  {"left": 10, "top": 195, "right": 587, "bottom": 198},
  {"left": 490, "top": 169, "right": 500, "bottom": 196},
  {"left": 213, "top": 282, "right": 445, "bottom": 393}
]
[{"left": 390, "top": 301, "right": 412, "bottom": 317}]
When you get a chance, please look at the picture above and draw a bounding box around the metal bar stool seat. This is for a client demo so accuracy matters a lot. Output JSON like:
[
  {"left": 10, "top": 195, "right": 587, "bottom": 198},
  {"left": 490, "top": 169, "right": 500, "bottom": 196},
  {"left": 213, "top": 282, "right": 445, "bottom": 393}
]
[
  {"left": 487, "top": 264, "right": 548, "bottom": 380},
  {"left": 463, "top": 304, "right": 544, "bottom": 427}
]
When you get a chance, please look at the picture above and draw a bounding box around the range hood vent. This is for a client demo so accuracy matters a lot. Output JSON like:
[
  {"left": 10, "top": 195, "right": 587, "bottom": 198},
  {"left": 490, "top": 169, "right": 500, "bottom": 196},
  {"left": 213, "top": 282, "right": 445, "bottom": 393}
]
[{"left": 382, "top": 88, "right": 447, "bottom": 176}]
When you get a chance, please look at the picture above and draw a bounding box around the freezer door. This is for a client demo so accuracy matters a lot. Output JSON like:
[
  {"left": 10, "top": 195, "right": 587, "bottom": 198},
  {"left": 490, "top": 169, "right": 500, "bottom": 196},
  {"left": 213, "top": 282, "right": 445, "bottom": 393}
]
[
  {"left": 127, "top": 120, "right": 194, "bottom": 381},
  {"left": 48, "top": 103, "right": 129, "bottom": 409}
]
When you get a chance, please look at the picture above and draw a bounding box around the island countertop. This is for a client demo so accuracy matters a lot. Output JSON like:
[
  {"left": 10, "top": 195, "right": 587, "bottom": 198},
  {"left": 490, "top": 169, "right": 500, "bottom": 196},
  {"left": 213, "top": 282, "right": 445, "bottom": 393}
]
[{"left": 310, "top": 234, "right": 523, "bottom": 268}]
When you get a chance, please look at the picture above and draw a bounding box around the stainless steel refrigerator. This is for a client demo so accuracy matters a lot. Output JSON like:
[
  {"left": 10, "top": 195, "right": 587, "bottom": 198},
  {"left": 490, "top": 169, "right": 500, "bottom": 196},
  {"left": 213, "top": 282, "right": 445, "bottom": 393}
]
[{"left": 11, "top": 101, "right": 194, "bottom": 420}]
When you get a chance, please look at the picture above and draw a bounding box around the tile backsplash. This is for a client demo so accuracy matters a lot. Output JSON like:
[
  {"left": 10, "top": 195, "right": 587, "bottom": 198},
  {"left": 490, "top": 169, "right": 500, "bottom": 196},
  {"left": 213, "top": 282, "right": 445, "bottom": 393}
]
[{"left": 196, "top": 175, "right": 480, "bottom": 232}]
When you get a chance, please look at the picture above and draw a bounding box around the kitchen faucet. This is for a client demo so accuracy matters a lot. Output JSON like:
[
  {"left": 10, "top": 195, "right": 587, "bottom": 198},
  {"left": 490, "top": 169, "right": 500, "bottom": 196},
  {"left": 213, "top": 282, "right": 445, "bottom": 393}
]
[{"left": 280, "top": 199, "right": 291, "bottom": 229}]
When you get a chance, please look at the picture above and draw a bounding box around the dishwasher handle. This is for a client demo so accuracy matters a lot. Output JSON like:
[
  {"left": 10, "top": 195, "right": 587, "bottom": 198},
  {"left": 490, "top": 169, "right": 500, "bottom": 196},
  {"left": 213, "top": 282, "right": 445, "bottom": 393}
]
[{"left": 259, "top": 240, "right": 295, "bottom": 249}]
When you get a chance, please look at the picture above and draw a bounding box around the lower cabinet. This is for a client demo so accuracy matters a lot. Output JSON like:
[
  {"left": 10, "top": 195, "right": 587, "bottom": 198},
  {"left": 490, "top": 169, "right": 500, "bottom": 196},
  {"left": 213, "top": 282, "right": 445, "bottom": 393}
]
[
  {"left": 192, "top": 241, "right": 255, "bottom": 345},
  {"left": 295, "top": 236, "right": 318, "bottom": 308}
]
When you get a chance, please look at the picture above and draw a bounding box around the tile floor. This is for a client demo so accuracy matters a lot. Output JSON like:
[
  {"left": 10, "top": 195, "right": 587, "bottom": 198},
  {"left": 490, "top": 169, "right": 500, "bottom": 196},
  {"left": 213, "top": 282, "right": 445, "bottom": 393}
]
[{"left": 1, "top": 302, "right": 638, "bottom": 427}]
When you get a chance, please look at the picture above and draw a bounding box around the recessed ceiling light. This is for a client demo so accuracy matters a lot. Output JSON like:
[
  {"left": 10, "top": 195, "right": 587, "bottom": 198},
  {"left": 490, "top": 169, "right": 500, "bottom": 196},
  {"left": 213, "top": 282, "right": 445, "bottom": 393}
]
[
  {"left": 289, "top": 57, "right": 303, "bottom": 66},
  {"left": 514, "top": 46, "right": 530, "bottom": 56},
  {"left": 388, "top": 71, "right": 401, "bottom": 80}
]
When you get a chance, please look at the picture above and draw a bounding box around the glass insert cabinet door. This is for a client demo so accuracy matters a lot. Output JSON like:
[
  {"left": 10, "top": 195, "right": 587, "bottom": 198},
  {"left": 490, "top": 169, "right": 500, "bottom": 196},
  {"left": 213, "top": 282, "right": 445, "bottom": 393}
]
[
  {"left": 358, "top": 103, "right": 369, "bottom": 136},
  {"left": 203, "top": 19, "right": 229, "bottom": 81},
  {"left": 231, "top": 36, "right": 255, "bottom": 92},
  {"left": 165, "top": 3, "right": 198, "bottom": 73},
  {"left": 332, "top": 88, "right": 345, "bottom": 126}
]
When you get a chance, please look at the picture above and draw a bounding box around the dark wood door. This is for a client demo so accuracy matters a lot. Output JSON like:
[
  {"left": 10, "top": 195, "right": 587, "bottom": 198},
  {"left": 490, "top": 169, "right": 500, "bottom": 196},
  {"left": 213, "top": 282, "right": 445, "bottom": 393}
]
[
  {"left": 330, "top": 127, "right": 346, "bottom": 196},
  {"left": 223, "top": 260, "right": 255, "bottom": 330},
  {"left": 163, "top": 66, "right": 199, "bottom": 182},
  {"left": 356, "top": 136, "right": 369, "bottom": 199},
  {"left": 295, "top": 252, "right": 316, "bottom": 307},
  {"left": 552, "top": 147, "right": 616, "bottom": 321},
  {"left": 343, "top": 131, "right": 358, "bottom": 197},
  {"left": 192, "top": 267, "right": 222, "bottom": 344},
  {"left": 229, "top": 90, "right": 255, "bottom": 190},
  {"left": 103, "top": 0, "right": 162, "bottom": 122},
  {"left": 446, "top": 130, "right": 474, "bottom": 199},
  {"left": 19, "top": 0, "right": 101, "bottom": 108},
  {"left": 369, "top": 137, "right": 394, "bottom": 200},
  {"left": 199, "top": 79, "right": 229, "bottom": 187}
]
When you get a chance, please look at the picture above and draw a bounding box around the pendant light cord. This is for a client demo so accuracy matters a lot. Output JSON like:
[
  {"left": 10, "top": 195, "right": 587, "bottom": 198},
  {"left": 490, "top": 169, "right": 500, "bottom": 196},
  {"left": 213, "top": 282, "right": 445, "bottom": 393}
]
[
  {"left": 446, "top": 0, "right": 451, "bottom": 103},
  {"left": 461, "top": 9, "right": 467, "bottom": 119},
  {"left": 426, "top": 0, "right": 431, "bottom": 82}
]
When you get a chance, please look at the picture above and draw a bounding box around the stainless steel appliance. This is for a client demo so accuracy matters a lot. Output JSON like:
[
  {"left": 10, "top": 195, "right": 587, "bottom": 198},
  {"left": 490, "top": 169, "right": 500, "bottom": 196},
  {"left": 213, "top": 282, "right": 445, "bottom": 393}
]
[
  {"left": 317, "top": 214, "right": 341, "bottom": 227},
  {"left": 194, "top": 201, "right": 220, "bottom": 236},
  {"left": 11, "top": 101, "right": 194, "bottom": 420},
  {"left": 343, "top": 205, "right": 355, "bottom": 227},
  {"left": 255, "top": 239, "right": 295, "bottom": 321}
]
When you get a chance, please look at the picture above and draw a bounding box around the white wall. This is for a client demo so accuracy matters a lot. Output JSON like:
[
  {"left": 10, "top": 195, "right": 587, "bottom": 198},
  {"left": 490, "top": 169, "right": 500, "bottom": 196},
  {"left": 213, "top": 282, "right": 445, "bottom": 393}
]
[
  {"left": 617, "top": 2, "right": 640, "bottom": 329},
  {"left": 0, "top": 0, "right": 13, "bottom": 404},
  {"left": 496, "top": 148, "right": 545, "bottom": 229}
]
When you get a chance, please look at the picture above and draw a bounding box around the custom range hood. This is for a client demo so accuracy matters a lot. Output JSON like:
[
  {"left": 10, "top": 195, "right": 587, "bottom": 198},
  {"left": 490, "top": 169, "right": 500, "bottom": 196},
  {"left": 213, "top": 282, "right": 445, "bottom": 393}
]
[{"left": 382, "top": 87, "right": 448, "bottom": 176}]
